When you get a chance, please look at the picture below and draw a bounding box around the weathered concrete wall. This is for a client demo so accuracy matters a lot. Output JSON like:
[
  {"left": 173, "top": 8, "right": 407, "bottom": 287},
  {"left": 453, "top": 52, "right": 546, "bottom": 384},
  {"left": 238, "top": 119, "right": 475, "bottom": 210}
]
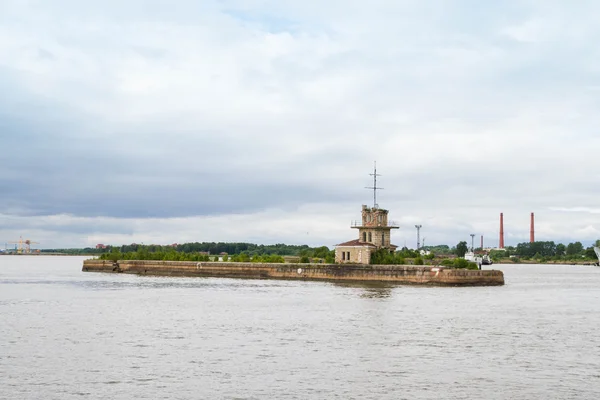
[
  {"left": 82, "top": 260, "right": 504, "bottom": 286},
  {"left": 335, "top": 246, "right": 373, "bottom": 264}
]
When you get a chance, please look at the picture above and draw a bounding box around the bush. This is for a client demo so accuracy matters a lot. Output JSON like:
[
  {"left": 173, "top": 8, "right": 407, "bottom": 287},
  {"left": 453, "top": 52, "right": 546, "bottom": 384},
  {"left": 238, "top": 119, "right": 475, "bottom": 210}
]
[
  {"left": 370, "top": 249, "right": 408, "bottom": 265},
  {"left": 414, "top": 257, "right": 424, "bottom": 265},
  {"left": 440, "top": 259, "right": 454, "bottom": 267},
  {"left": 439, "top": 258, "right": 479, "bottom": 269}
]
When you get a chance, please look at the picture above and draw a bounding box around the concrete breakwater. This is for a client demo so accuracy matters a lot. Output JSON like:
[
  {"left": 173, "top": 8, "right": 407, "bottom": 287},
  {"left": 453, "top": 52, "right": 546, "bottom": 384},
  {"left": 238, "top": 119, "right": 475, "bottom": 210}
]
[{"left": 82, "top": 259, "right": 505, "bottom": 286}]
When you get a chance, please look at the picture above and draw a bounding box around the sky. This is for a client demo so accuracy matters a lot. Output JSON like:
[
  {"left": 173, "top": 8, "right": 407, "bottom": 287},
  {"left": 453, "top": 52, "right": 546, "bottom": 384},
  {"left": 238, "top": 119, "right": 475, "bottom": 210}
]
[{"left": 1, "top": 0, "right": 600, "bottom": 250}]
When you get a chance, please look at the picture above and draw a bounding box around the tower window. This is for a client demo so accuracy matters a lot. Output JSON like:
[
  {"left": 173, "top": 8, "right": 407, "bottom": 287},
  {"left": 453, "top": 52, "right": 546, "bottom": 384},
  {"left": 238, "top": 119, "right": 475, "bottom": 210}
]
[
  {"left": 363, "top": 232, "right": 367, "bottom": 242},
  {"left": 368, "top": 232, "right": 372, "bottom": 242}
]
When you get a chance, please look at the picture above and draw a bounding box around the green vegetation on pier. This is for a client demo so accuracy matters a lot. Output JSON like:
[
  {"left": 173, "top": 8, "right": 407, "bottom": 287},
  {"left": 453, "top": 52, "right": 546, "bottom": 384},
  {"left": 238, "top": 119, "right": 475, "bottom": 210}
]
[{"left": 97, "top": 243, "right": 335, "bottom": 263}]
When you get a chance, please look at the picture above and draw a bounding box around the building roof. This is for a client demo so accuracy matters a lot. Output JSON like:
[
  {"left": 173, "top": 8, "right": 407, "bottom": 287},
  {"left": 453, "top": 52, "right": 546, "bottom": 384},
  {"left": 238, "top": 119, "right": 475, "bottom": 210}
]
[{"left": 335, "top": 239, "right": 377, "bottom": 248}]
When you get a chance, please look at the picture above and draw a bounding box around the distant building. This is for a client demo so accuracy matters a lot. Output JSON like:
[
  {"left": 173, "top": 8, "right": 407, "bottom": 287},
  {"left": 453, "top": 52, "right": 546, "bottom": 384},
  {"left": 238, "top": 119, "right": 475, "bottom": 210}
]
[
  {"left": 335, "top": 204, "right": 399, "bottom": 264},
  {"left": 95, "top": 244, "right": 107, "bottom": 249},
  {"left": 484, "top": 247, "right": 505, "bottom": 252}
]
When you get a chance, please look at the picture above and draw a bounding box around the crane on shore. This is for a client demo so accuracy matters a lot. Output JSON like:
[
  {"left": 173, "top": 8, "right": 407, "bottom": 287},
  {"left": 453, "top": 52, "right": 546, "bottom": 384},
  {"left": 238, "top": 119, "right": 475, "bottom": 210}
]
[{"left": 7, "top": 237, "right": 40, "bottom": 254}]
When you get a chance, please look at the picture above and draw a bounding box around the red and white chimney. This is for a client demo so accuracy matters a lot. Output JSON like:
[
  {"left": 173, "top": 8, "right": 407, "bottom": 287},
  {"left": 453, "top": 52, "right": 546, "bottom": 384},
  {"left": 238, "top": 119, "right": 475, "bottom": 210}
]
[{"left": 530, "top": 212, "right": 535, "bottom": 243}]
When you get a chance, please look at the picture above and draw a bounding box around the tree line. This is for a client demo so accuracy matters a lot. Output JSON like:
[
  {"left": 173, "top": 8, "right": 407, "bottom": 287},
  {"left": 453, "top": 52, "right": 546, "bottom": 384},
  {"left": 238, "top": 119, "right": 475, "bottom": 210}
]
[
  {"left": 451, "top": 239, "right": 600, "bottom": 262},
  {"left": 43, "top": 242, "right": 334, "bottom": 258},
  {"left": 43, "top": 238, "right": 600, "bottom": 265}
]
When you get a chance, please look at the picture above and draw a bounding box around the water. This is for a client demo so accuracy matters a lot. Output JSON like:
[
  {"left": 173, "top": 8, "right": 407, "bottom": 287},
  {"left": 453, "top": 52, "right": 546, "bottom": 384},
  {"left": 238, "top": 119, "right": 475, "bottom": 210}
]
[{"left": 1, "top": 256, "right": 600, "bottom": 400}]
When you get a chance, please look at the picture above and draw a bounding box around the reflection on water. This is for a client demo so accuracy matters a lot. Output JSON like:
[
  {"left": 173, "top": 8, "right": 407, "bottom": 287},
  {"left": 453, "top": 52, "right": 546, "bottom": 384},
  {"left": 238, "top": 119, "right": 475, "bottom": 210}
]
[
  {"left": 1, "top": 257, "right": 600, "bottom": 400},
  {"left": 332, "top": 281, "right": 393, "bottom": 298},
  {"left": 358, "top": 287, "right": 392, "bottom": 299}
]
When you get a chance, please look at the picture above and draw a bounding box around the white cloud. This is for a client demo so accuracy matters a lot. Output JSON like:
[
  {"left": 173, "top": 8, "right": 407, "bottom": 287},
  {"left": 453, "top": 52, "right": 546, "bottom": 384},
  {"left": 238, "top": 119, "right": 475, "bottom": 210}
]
[
  {"left": 1, "top": 0, "right": 600, "bottom": 248},
  {"left": 549, "top": 207, "right": 600, "bottom": 214}
]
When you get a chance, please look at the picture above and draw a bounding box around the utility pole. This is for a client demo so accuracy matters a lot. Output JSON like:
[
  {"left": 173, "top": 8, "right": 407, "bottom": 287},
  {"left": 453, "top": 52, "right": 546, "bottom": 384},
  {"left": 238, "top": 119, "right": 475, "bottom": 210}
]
[
  {"left": 470, "top": 234, "right": 475, "bottom": 252},
  {"left": 415, "top": 225, "right": 422, "bottom": 249}
]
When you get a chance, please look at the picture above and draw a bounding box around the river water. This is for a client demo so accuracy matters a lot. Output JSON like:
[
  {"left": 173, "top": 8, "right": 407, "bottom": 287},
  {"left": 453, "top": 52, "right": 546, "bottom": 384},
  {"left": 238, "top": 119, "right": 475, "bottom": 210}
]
[{"left": 1, "top": 256, "right": 599, "bottom": 399}]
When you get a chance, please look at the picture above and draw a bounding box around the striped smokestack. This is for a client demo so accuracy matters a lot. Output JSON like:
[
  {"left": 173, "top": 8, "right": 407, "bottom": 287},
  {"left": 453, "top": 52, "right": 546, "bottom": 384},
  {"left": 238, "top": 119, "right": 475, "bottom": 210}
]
[
  {"left": 530, "top": 212, "right": 535, "bottom": 243},
  {"left": 499, "top": 213, "right": 504, "bottom": 249}
]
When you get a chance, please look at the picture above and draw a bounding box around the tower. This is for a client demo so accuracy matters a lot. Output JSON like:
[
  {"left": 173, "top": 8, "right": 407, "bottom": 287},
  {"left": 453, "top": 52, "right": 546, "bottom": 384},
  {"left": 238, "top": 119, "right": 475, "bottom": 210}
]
[
  {"left": 530, "top": 212, "right": 535, "bottom": 243},
  {"left": 499, "top": 213, "right": 504, "bottom": 249},
  {"left": 415, "top": 225, "right": 422, "bottom": 249},
  {"left": 470, "top": 233, "right": 475, "bottom": 252},
  {"left": 353, "top": 204, "right": 399, "bottom": 248},
  {"left": 335, "top": 162, "right": 399, "bottom": 264},
  {"left": 353, "top": 161, "right": 398, "bottom": 248}
]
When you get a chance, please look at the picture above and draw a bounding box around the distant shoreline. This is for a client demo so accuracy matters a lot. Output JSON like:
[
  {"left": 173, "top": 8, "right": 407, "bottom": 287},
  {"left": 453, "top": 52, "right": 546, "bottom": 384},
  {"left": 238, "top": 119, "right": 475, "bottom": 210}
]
[
  {"left": 495, "top": 259, "right": 599, "bottom": 266},
  {"left": 0, "top": 253, "right": 97, "bottom": 257}
]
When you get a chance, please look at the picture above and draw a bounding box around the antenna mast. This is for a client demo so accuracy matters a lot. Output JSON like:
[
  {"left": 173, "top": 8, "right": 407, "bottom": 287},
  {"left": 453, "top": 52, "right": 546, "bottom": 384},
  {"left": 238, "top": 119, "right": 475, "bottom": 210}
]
[{"left": 365, "top": 161, "right": 383, "bottom": 208}]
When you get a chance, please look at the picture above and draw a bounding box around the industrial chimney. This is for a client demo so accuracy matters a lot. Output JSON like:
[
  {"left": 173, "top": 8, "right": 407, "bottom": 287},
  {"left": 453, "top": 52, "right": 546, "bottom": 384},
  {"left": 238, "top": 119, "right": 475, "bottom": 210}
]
[
  {"left": 499, "top": 213, "right": 505, "bottom": 249},
  {"left": 480, "top": 235, "right": 484, "bottom": 250},
  {"left": 530, "top": 212, "right": 535, "bottom": 243}
]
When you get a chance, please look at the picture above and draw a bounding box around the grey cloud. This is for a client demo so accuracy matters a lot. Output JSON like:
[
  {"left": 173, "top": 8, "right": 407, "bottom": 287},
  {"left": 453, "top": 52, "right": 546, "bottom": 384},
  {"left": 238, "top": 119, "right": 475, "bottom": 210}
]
[{"left": 1, "top": 97, "right": 361, "bottom": 218}]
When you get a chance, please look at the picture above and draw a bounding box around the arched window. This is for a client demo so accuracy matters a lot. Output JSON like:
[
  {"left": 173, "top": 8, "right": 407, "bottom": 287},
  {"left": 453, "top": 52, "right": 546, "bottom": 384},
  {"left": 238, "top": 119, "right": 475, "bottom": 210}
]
[
  {"left": 368, "top": 232, "right": 372, "bottom": 242},
  {"left": 382, "top": 233, "right": 385, "bottom": 245},
  {"left": 362, "top": 232, "right": 367, "bottom": 242}
]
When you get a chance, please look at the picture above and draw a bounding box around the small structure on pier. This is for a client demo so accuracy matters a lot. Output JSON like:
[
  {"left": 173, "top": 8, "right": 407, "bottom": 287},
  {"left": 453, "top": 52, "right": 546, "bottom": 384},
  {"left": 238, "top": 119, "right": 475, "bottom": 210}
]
[{"left": 335, "top": 163, "right": 399, "bottom": 264}]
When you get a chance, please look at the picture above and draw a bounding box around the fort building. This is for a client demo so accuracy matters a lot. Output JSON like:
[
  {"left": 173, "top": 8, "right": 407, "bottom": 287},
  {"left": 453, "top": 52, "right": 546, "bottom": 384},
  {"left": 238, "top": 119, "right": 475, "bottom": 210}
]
[{"left": 335, "top": 204, "right": 399, "bottom": 264}]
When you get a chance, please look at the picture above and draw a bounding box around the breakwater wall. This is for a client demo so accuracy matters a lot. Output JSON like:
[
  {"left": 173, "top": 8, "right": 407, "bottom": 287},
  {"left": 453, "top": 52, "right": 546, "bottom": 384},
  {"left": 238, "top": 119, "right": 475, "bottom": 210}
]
[{"left": 82, "top": 260, "right": 504, "bottom": 286}]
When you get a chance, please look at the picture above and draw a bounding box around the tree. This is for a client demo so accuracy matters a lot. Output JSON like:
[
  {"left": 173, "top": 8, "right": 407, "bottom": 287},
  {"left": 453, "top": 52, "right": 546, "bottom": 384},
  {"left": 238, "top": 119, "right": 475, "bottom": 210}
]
[
  {"left": 313, "top": 246, "right": 331, "bottom": 259},
  {"left": 584, "top": 247, "right": 597, "bottom": 259},
  {"left": 566, "top": 242, "right": 584, "bottom": 256},
  {"left": 516, "top": 241, "right": 557, "bottom": 257},
  {"left": 555, "top": 243, "right": 566, "bottom": 256},
  {"left": 455, "top": 241, "right": 468, "bottom": 257}
]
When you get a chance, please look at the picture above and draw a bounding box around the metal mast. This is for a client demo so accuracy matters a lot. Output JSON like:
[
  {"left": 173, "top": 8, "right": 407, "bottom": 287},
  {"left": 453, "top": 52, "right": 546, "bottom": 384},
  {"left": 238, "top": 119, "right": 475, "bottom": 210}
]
[
  {"left": 415, "top": 225, "right": 422, "bottom": 249},
  {"left": 365, "top": 161, "right": 383, "bottom": 208}
]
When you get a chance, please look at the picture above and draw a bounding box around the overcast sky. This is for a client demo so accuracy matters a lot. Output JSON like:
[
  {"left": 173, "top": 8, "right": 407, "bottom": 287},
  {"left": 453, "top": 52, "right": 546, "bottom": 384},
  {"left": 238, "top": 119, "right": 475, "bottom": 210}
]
[{"left": 1, "top": 0, "right": 600, "bottom": 250}]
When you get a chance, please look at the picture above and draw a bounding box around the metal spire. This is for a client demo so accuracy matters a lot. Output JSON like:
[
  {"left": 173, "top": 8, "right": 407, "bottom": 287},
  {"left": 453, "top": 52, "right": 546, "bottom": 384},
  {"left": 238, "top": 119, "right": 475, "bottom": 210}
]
[{"left": 365, "top": 161, "right": 383, "bottom": 208}]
